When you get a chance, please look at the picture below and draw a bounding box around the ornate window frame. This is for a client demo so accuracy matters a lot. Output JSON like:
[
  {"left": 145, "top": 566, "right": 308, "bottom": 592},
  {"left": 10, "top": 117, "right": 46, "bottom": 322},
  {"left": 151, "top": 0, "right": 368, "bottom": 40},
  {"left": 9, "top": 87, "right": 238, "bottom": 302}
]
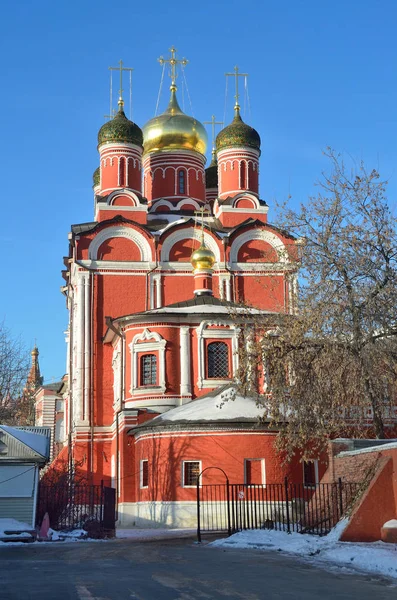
[
  {"left": 196, "top": 321, "right": 240, "bottom": 389},
  {"left": 129, "top": 329, "right": 166, "bottom": 395}
]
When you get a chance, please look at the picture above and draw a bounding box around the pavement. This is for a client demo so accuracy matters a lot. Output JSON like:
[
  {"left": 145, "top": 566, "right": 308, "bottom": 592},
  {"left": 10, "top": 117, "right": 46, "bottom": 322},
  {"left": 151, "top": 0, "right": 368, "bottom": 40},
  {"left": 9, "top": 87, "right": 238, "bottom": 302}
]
[{"left": 0, "top": 536, "right": 396, "bottom": 599}]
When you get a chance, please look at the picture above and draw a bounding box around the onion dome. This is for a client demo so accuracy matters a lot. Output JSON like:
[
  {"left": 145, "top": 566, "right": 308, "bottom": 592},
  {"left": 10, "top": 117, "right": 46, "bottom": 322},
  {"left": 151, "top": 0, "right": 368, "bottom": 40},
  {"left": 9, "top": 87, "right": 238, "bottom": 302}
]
[
  {"left": 98, "top": 99, "right": 143, "bottom": 148},
  {"left": 143, "top": 85, "right": 207, "bottom": 156},
  {"left": 205, "top": 151, "right": 218, "bottom": 189},
  {"left": 93, "top": 167, "right": 100, "bottom": 188},
  {"left": 190, "top": 240, "right": 216, "bottom": 270},
  {"left": 216, "top": 107, "right": 260, "bottom": 153}
]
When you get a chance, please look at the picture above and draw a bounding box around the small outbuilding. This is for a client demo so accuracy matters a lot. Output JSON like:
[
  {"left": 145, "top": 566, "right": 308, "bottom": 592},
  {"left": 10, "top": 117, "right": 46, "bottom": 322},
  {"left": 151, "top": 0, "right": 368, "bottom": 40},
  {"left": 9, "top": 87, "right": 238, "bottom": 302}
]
[{"left": 0, "top": 426, "right": 51, "bottom": 527}]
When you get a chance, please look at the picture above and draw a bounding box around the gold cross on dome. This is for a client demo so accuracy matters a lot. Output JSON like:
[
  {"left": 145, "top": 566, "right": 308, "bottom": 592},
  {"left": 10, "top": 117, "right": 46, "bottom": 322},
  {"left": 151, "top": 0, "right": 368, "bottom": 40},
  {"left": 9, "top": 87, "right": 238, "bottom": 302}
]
[
  {"left": 194, "top": 207, "right": 211, "bottom": 243},
  {"left": 225, "top": 65, "right": 248, "bottom": 109},
  {"left": 204, "top": 115, "right": 223, "bottom": 151},
  {"left": 109, "top": 59, "right": 134, "bottom": 103},
  {"left": 158, "top": 46, "right": 188, "bottom": 86}
]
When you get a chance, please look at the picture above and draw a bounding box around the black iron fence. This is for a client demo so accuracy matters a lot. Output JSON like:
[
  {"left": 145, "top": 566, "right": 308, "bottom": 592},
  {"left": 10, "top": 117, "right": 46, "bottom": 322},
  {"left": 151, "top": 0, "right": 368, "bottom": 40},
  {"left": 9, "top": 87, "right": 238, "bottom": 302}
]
[
  {"left": 36, "top": 482, "right": 116, "bottom": 536},
  {"left": 197, "top": 477, "right": 362, "bottom": 542}
]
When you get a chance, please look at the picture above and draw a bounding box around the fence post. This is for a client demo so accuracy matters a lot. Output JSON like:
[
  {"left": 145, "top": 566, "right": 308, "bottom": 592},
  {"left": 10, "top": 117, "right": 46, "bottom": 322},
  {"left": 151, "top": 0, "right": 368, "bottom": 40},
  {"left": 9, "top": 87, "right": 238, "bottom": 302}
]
[
  {"left": 196, "top": 479, "right": 201, "bottom": 543},
  {"left": 338, "top": 477, "right": 344, "bottom": 518},
  {"left": 284, "top": 477, "right": 290, "bottom": 534},
  {"left": 226, "top": 479, "right": 231, "bottom": 537}
]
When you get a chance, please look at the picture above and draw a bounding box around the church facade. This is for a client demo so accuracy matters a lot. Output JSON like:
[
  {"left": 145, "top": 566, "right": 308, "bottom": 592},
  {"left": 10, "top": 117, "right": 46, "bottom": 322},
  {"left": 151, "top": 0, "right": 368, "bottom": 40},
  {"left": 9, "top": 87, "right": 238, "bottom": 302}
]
[{"left": 39, "top": 54, "right": 311, "bottom": 526}]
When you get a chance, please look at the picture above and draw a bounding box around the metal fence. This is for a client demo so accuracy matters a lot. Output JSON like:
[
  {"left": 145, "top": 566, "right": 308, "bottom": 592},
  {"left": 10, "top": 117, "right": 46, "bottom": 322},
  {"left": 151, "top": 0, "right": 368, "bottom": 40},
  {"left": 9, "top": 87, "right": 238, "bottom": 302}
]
[
  {"left": 197, "top": 478, "right": 362, "bottom": 542},
  {"left": 36, "top": 482, "right": 116, "bottom": 535}
]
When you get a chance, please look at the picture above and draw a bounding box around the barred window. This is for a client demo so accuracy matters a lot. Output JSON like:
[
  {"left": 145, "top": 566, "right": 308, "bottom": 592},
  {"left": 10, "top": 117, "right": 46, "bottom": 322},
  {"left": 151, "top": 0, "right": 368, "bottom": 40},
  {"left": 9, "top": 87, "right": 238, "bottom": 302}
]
[
  {"left": 178, "top": 170, "right": 186, "bottom": 194},
  {"left": 207, "top": 342, "right": 229, "bottom": 378},
  {"left": 140, "top": 354, "right": 157, "bottom": 386},
  {"left": 183, "top": 461, "right": 200, "bottom": 487}
]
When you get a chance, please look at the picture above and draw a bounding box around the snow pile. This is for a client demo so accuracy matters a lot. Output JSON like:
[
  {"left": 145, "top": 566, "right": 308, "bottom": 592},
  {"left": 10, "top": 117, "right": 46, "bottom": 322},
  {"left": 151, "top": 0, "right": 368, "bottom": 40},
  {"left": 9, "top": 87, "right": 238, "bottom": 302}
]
[
  {"left": 211, "top": 521, "right": 397, "bottom": 580},
  {"left": 0, "top": 518, "right": 35, "bottom": 542}
]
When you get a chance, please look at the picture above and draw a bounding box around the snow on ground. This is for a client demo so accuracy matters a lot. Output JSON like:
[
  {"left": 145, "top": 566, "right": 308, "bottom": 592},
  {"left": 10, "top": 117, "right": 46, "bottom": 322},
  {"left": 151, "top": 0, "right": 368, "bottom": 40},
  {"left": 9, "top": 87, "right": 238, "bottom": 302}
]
[
  {"left": 116, "top": 528, "right": 196, "bottom": 540},
  {"left": 210, "top": 521, "right": 397, "bottom": 580}
]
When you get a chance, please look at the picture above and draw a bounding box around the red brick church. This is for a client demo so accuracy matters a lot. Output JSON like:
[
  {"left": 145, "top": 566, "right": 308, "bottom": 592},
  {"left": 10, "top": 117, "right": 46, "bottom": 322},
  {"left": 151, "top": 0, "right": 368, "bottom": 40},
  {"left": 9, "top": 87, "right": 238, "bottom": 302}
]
[{"left": 36, "top": 50, "right": 314, "bottom": 526}]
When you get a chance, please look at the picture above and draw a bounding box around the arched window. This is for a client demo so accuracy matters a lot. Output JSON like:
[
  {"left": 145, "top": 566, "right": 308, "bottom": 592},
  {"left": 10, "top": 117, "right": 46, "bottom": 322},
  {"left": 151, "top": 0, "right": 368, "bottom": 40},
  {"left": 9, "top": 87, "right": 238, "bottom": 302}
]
[
  {"left": 240, "top": 161, "right": 246, "bottom": 189},
  {"left": 207, "top": 342, "right": 229, "bottom": 378},
  {"left": 140, "top": 354, "right": 157, "bottom": 386},
  {"left": 178, "top": 170, "right": 186, "bottom": 194},
  {"left": 119, "top": 157, "right": 126, "bottom": 187}
]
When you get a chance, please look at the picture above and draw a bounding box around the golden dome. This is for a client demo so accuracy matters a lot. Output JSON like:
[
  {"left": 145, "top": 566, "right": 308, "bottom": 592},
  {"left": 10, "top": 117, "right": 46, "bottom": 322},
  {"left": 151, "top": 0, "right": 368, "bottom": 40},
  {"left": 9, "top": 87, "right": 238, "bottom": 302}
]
[
  {"left": 143, "top": 85, "right": 208, "bottom": 156},
  {"left": 190, "top": 242, "right": 216, "bottom": 271}
]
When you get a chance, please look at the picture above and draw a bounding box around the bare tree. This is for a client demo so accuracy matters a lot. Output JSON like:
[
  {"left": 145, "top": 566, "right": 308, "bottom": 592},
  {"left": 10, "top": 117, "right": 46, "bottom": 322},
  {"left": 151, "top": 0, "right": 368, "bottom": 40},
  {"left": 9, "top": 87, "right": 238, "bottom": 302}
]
[
  {"left": 0, "top": 321, "right": 30, "bottom": 424},
  {"left": 239, "top": 150, "right": 397, "bottom": 459}
]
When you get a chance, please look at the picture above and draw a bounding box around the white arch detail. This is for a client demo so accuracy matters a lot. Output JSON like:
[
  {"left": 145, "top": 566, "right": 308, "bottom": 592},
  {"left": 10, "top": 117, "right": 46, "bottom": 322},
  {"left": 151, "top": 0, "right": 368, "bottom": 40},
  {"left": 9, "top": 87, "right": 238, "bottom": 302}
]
[
  {"left": 230, "top": 229, "right": 288, "bottom": 263},
  {"left": 176, "top": 198, "right": 201, "bottom": 210},
  {"left": 107, "top": 189, "right": 141, "bottom": 207},
  {"left": 88, "top": 226, "right": 152, "bottom": 261},
  {"left": 160, "top": 227, "right": 221, "bottom": 263}
]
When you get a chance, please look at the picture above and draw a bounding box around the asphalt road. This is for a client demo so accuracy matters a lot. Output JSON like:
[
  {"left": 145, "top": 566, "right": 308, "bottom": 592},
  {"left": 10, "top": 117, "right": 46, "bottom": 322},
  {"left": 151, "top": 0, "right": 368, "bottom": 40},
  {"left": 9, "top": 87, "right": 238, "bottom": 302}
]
[{"left": 0, "top": 536, "right": 395, "bottom": 600}]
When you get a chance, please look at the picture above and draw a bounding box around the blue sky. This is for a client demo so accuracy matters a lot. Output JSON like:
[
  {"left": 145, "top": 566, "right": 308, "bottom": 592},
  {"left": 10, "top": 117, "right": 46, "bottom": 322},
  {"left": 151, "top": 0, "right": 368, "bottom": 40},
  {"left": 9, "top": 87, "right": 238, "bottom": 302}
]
[{"left": 1, "top": 0, "right": 396, "bottom": 382}]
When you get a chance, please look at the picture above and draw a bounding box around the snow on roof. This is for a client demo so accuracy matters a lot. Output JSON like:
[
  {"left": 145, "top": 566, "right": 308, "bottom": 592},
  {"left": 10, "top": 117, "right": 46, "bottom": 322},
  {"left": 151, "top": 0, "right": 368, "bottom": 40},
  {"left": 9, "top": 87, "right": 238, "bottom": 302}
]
[
  {"left": 146, "top": 386, "right": 267, "bottom": 426},
  {"left": 0, "top": 426, "right": 49, "bottom": 459}
]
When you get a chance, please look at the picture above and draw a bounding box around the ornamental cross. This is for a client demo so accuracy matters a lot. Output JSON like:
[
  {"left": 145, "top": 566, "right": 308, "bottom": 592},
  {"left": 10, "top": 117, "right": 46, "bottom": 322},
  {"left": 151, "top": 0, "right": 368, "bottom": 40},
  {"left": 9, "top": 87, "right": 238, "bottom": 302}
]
[
  {"left": 225, "top": 65, "right": 248, "bottom": 109},
  {"left": 109, "top": 59, "right": 133, "bottom": 101},
  {"left": 203, "top": 115, "right": 223, "bottom": 150},
  {"left": 107, "top": 59, "right": 134, "bottom": 120},
  {"left": 158, "top": 46, "right": 188, "bottom": 85},
  {"left": 194, "top": 207, "right": 211, "bottom": 243}
]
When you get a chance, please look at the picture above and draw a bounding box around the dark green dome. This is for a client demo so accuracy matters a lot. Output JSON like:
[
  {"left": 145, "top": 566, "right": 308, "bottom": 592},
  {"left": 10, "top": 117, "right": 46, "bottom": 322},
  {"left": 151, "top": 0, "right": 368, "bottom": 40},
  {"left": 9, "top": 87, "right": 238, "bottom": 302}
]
[
  {"left": 93, "top": 167, "right": 100, "bottom": 188},
  {"left": 216, "top": 108, "right": 260, "bottom": 153},
  {"left": 98, "top": 102, "right": 143, "bottom": 148},
  {"left": 205, "top": 153, "right": 218, "bottom": 189}
]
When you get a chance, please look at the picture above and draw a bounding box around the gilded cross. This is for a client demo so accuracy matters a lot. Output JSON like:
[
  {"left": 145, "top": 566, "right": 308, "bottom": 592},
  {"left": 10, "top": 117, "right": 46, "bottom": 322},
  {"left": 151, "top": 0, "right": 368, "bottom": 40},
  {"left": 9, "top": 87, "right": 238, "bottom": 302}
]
[
  {"left": 225, "top": 65, "right": 248, "bottom": 109},
  {"left": 109, "top": 59, "right": 134, "bottom": 103},
  {"left": 203, "top": 115, "right": 223, "bottom": 151},
  {"left": 158, "top": 46, "right": 188, "bottom": 86},
  {"left": 194, "top": 207, "right": 211, "bottom": 243}
]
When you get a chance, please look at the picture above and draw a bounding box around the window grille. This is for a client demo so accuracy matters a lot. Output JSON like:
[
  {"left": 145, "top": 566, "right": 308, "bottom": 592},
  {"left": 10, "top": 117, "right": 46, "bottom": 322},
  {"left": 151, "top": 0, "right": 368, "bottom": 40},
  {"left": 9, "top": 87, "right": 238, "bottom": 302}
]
[
  {"left": 140, "top": 354, "right": 157, "bottom": 386},
  {"left": 207, "top": 342, "right": 229, "bottom": 378},
  {"left": 183, "top": 461, "right": 200, "bottom": 486},
  {"left": 178, "top": 170, "right": 186, "bottom": 194}
]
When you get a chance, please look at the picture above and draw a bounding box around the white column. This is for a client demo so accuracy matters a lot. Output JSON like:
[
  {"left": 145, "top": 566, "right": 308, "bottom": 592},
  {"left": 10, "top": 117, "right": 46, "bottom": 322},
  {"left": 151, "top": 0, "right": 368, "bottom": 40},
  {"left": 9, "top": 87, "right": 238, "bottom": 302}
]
[
  {"left": 225, "top": 277, "right": 231, "bottom": 301},
  {"left": 155, "top": 274, "right": 162, "bottom": 308},
  {"left": 75, "top": 274, "right": 85, "bottom": 423},
  {"left": 149, "top": 275, "right": 155, "bottom": 310},
  {"left": 180, "top": 327, "right": 191, "bottom": 398},
  {"left": 83, "top": 274, "right": 90, "bottom": 423}
]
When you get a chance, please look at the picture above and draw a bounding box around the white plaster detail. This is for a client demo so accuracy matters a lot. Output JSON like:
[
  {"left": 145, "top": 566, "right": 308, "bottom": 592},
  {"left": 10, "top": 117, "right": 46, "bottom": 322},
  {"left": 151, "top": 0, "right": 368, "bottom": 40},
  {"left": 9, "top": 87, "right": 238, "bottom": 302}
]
[
  {"left": 195, "top": 321, "right": 240, "bottom": 389},
  {"left": 161, "top": 227, "right": 221, "bottom": 264},
  {"left": 129, "top": 329, "right": 166, "bottom": 395},
  {"left": 179, "top": 326, "right": 191, "bottom": 398},
  {"left": 88, "top": 226, "right": 152, "bottom": 262},
  {"left": 230, "top": 229, "right": 288, "bottom": 264}
]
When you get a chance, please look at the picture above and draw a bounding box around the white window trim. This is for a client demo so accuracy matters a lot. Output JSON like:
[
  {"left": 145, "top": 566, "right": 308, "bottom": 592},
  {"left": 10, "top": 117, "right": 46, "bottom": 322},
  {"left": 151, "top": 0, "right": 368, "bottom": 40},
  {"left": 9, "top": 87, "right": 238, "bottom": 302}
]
[
  {"left": 140, "top": 459, "right": 149, "bottom": 489},
  {"left": 244, "top": 458, "right": 266, "bottom": 485},
  {"left": 303, "top": 460, "right": 319, "bottom": 488},
  {"left": 196, "top": 322, "right": 240, "bottom": 389},
  {"left": 182, "top": 460, "right": 202, "bottom": 488},
  {"left": 129, "top": 329, "right": 166, "bottom": 395}
]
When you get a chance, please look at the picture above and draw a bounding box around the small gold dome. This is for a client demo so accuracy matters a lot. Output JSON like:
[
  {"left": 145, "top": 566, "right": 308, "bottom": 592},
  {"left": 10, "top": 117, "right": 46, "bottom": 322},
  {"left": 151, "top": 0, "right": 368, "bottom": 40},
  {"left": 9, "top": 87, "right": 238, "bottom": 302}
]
[
  {"left": 143, "top": 85, "right": 208, "bottom": 156},
  {"left": 190, "top": 242, "right": 216, "bottom": 270}
]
